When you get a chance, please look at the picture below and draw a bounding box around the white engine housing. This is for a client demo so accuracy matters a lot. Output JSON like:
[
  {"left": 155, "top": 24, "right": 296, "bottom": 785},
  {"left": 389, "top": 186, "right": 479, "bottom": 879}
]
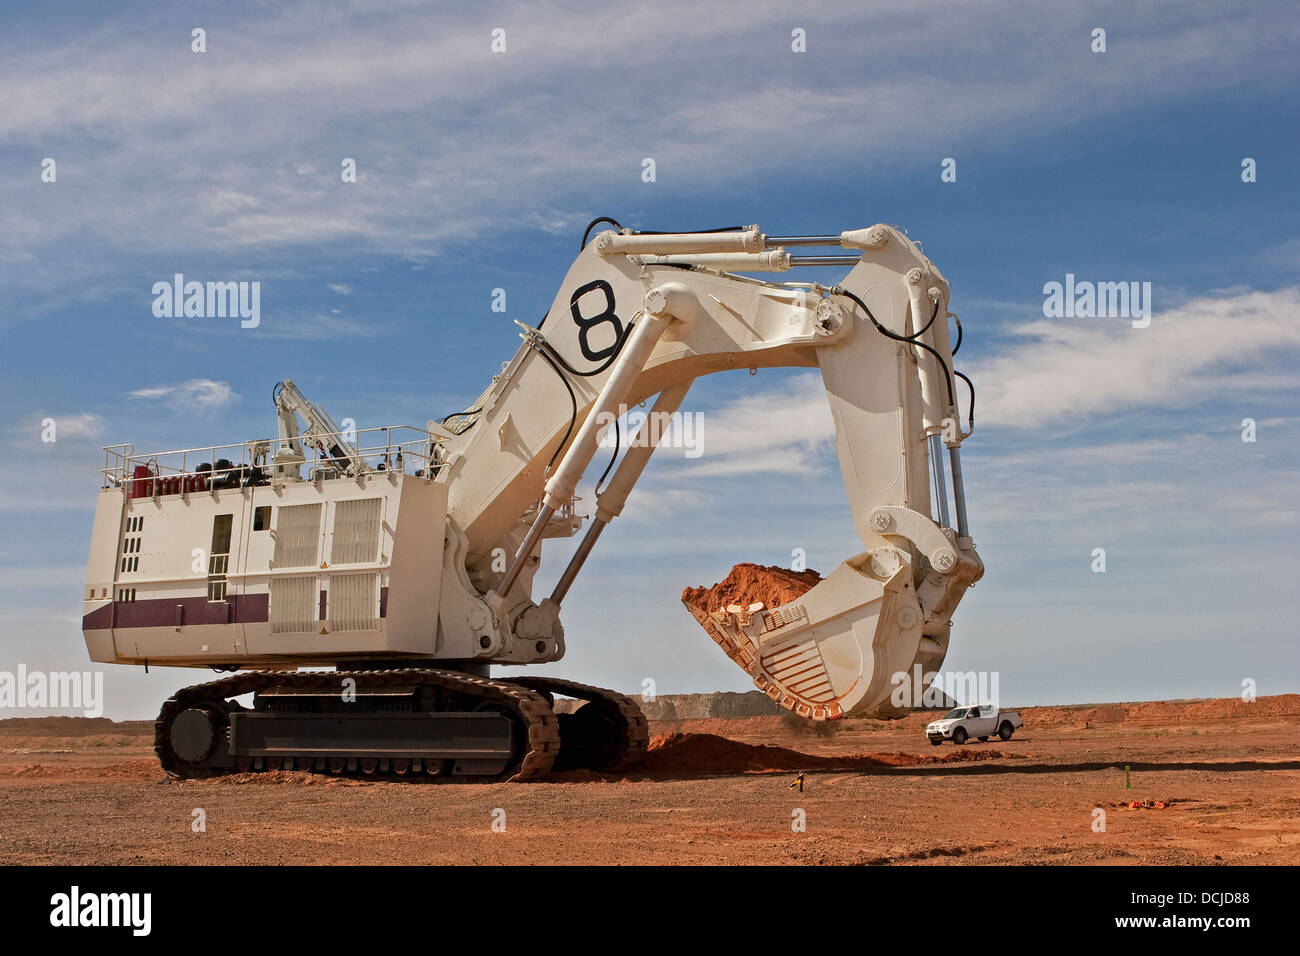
[{"left": 84, "top": 473, "right": 447, "bottom": 667}]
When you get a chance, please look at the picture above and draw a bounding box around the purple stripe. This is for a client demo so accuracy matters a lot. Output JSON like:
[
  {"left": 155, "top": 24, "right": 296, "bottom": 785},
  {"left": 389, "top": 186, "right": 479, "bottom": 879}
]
[
  {"left": 82, "top": 603, "right": 113, "bottom": 631},
  {"left": 83, "top": 593, "right": 270, "bottom": 630},
  {"left": 379, "top": 586, "right": 388, "bottom": 618}
]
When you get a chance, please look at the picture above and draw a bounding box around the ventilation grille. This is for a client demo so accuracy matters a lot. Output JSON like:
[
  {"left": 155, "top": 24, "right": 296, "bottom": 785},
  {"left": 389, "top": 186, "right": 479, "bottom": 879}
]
[
  {"left": 269, "top": 576, "right": 316, "bottom": 633},
  {"left": 328, "top": 572, "right": 379, "bottom": 632},
  {"left": 273, "top": 504, "right": 321, "bottom": 568},
  {"left": 330, "top": 498, "right": 382, "bottom": 565}
]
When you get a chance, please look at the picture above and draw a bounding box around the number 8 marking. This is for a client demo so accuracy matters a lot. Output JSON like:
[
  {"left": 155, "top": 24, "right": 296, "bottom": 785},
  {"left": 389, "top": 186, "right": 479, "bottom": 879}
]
[{"left": 569, "top": 279, "right": 624, "bottom": 363}]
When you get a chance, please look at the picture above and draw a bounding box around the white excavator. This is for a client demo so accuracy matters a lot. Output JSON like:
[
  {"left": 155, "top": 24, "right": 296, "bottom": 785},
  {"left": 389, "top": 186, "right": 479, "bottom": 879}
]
[{"left": 82, "top": 220, "right": 982, "bottom": 780}]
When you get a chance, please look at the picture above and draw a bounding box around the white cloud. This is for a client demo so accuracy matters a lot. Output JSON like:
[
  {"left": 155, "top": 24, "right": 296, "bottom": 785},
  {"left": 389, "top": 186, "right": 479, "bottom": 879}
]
[
  {"left": 659, "top": 373, "right": 835, "bottom": 478},
  {"left": 128, "top": 379, "right": 237, "bottom": 408},
  {"left": 40, "top": 413, "right": 103, "bottom": 439},
  {"left": 969, "top": 288, "right": 1300, "bottom": 428},
  {"left": 327, "top": 283, "right": 352, "bottom": 295},
  {"left": 256, "top": 311, "right": 378, "bottom": 340},
  {"left": 1, "top": 1, "right": 1294, "bottom": 312}
]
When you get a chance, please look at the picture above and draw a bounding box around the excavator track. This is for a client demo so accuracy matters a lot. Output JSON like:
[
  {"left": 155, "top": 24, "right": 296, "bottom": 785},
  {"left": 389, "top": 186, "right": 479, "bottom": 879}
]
[
  {"left": 155, "top": 668, "right": 560, "bottom": 782},
  {"left": 509, "top": 676, "right": 649, "bottom": 772}
]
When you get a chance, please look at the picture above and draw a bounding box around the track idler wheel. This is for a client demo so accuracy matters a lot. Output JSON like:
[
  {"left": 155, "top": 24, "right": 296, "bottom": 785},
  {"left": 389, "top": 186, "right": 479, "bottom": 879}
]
[{"left": 168, "top": 703, "right": 225, "bottom": 765}]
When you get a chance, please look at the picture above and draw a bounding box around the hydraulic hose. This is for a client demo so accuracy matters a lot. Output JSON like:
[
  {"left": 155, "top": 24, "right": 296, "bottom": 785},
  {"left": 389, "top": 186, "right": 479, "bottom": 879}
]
[{"left": 834, "top": 287, "right": 955, "bottom": 410}]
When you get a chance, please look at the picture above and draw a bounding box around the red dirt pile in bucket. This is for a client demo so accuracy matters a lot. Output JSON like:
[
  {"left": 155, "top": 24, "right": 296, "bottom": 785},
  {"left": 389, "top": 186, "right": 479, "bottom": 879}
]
[
  {"left": 681, "top": 563, "right": 822, "bottom": 616},
  {"left": 633, "top": 732, "right": 1019, "bottom": 778}
]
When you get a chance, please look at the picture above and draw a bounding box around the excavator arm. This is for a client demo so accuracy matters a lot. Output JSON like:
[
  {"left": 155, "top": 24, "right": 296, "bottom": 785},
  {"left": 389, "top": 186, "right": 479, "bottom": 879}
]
[{"left": 434, "top": 223, "right": 983, "bottom": 719}]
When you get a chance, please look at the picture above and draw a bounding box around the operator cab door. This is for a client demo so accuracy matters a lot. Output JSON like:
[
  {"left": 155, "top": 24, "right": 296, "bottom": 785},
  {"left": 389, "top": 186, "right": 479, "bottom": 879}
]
[{"left": 199, "top": 501, "right": 249, "bottom": 656}]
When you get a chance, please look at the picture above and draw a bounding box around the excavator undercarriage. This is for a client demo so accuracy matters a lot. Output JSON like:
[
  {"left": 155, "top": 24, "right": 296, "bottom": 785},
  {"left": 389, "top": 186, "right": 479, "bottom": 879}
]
[{"left": 157, "top": 668, "right": 647, "bottom": 781}]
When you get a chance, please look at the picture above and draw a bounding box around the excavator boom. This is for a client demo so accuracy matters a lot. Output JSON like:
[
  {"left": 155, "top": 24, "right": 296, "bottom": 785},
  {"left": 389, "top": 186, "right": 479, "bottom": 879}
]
[{"left": 438, "top": 222, "right": 982, "bottom": 718}]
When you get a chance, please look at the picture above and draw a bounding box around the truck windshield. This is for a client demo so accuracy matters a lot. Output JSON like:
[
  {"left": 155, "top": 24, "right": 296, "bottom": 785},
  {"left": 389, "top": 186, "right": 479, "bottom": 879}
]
[{"left": 943, "top": 708, "right": 966, "bottom": 719}]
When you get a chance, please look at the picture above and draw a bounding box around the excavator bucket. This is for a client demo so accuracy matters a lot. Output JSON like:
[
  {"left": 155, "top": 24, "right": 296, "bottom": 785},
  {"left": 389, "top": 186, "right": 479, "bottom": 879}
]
[{"left": 683, "top": 551, "right": 979, "bottom": 720}]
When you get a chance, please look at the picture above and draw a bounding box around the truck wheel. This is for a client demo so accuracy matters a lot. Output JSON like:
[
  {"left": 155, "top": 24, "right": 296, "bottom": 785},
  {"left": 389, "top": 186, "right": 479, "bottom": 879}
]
[
  {"left": 998, "top": 722, "right": 1014, "bottom": 741},
  {"left": 952, "top": 727, "right": 968, "bottom": 745},
  {"left": 978, "top": 735, "right": 989, "bottom": 742}
]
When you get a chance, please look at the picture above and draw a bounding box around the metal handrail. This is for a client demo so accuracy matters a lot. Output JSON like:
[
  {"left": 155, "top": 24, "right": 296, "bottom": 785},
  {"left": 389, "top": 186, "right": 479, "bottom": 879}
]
[{"left": 101, "top": 424, "right": 442, "bottom": 488}]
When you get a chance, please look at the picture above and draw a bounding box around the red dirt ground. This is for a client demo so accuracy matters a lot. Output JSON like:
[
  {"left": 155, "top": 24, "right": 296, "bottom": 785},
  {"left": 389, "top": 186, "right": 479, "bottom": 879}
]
[
  {"left": 1, "top": 694, "right": 1297, "bottom": 865},
  {"left": 632, "top": 732, "right": 1022, "bottom": 777}
]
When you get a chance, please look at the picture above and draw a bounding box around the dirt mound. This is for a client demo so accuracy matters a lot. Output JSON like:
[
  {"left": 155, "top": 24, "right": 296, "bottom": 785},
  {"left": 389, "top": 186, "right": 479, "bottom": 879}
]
[
  {"left": 97, "top": 758, "right": 167, "bottom": 779},
  {"left": 2, "top": 764, "right": 59, "bottom": 777},
  {"left": 681, "top": 563, "right": 822, "bottom": 616},
  {"left": 0, "top": 758, "right": 162, "bottom": 780},
  {"left": 1022, "top": 694, "right": 1300, "bottom": 729},
  {"left": 211, "top": 770, "right": 347, "bottom": 786},
  {"left": 633, "top": 732, "right": 1019, "bottom": 778},
  {"left": 0, "top": 717, "right": 153, "bottom": 735}
]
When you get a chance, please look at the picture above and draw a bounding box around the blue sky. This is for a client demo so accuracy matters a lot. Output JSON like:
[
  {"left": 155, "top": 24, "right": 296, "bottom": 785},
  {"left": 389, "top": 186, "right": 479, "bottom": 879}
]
[{"left": 1, "top": 0, "right": 1297, "bottom": 718}]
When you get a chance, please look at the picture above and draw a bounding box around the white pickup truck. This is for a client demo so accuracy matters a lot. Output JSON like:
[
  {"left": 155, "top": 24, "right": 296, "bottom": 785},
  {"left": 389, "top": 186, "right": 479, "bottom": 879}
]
[{"left": 925, "top": 704, "right": 1022, "bottom": 745}]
